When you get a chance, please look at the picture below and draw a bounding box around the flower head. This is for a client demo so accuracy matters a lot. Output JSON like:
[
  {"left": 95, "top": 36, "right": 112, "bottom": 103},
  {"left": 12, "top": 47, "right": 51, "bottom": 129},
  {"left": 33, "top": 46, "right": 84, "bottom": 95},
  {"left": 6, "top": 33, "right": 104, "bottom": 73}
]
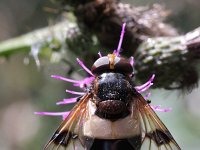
[{"left": 35, "top": 23, "right": 171, "bottom": 120}]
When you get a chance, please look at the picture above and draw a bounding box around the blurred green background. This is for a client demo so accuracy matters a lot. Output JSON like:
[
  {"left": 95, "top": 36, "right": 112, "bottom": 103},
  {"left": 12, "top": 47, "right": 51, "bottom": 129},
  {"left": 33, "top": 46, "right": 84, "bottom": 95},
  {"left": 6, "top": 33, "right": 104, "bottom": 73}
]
[{"left": 0, "top": 0, "right": 200, "bottom": 149}]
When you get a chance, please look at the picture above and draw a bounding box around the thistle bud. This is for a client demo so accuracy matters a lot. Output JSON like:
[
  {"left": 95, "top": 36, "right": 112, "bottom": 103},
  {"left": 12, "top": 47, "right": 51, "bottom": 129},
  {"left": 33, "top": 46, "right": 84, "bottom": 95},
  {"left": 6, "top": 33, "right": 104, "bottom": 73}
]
[{"left": 135, "top": 28, "right": 200, "bottom": 90}]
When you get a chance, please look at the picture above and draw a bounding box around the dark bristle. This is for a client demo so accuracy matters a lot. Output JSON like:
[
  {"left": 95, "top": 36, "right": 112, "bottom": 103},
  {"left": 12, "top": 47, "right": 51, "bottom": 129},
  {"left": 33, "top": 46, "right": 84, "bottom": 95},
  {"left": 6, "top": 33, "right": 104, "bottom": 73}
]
[{"left": 146, "top": 99, "right": 151, "bottom": 104}]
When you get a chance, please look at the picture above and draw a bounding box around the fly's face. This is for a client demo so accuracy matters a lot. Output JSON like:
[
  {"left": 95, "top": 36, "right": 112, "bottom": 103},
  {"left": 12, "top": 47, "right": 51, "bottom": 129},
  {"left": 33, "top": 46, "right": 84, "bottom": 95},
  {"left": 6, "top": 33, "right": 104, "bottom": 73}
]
[{"left": 91, "top": 54, "right": 133, "bottom": 75}]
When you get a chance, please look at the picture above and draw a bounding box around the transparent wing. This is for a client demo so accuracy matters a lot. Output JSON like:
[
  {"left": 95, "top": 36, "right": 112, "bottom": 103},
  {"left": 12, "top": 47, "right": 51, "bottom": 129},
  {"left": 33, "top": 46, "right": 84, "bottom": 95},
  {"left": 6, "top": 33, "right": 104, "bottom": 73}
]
[
  {"left": 44, "top": 93, "right": 94, "bottom": 150},
  {"left": 130, "top": 93, "right": 181, "bottom": 150}
]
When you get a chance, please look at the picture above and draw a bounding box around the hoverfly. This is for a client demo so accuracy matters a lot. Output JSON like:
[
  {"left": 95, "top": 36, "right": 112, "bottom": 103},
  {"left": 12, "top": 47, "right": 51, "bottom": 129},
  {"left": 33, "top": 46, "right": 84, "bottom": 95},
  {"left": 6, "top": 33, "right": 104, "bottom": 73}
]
[{"left": 41, "top": 23, "right": 181, "bottom": 150}]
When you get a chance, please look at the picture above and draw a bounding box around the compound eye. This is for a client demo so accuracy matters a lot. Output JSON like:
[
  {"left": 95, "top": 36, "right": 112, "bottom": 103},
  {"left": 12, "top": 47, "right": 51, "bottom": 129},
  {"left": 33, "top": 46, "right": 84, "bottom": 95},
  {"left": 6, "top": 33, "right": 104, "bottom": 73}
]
[
  {"left": 91, "top": 56, "right": 110, "bottom": 74},
  {"left": 91, "top": 56, "right": 133, "bottom": 75},
  {"left": 115, "top": 57, "right": 133, "bottom": 74}
]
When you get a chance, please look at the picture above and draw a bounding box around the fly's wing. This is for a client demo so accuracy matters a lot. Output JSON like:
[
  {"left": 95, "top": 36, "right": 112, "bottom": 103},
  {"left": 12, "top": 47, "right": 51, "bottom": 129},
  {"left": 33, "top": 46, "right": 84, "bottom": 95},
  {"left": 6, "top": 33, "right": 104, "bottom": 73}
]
[
  {"left": 44, "top": 93, "right": 94, "bottom": 150},
  {"left": 129, "top": 93, "right": 181, "bottom": 150}
]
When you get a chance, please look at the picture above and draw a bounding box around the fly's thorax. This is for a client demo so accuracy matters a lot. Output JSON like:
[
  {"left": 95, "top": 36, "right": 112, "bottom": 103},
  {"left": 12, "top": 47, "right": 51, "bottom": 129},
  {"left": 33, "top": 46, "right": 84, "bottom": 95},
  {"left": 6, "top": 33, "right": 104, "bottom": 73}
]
[{"left": 92, "top": 72, "right": 135, "bottom": 120}]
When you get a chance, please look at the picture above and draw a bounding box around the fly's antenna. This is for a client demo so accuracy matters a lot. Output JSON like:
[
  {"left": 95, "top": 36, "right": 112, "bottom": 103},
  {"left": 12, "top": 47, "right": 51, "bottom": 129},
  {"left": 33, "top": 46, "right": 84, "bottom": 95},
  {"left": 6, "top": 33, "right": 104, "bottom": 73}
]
[{"left": 115, "top": 23, "right": 126, "bottom": 56}]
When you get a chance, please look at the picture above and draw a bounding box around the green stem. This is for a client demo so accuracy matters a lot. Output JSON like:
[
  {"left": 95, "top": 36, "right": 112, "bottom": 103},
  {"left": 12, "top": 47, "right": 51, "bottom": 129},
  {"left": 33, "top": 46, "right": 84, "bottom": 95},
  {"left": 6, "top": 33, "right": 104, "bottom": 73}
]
[{"left": 0, "top": 21, "right": 76, "bottom": 57}]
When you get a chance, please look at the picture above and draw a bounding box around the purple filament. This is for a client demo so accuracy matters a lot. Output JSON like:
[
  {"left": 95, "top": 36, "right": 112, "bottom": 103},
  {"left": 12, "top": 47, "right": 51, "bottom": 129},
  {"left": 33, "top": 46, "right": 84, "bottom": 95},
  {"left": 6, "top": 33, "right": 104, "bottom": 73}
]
[
  {"left": 151, "top": 105, "right": 172, "bottom": 112},
  {"left": 51, "top": 75, "right": 81, "bottom": 83},
  {"left": 34, "top": 111, "right": 70, "bottom": 120},
  {"left": 138, "top": 83, "right": 153, "bottom": 93},
  {"left": 115, "top": 23, "right": 126, "bottom": 56},
  {"left": 98, "top": 51, "right": 102, "bottom": 57},
  {"left": 56, "top": 97, "right": 78, "bottom": 105},
  {"left": 52, "top": 75, "right": 94, "bottom": 89},
  {"left": 113, "top": 50, "right": 117, "bottom": 55},
  {"left": 135, "top": 74, "right": 155, "bottom": 92},
  {"left": 144, "top": 92, "right": 151, "bottom": 100},
  {"left": 129, "top": 56, "right": 134, "bottom": 66},
  {"left": 66, "top": 89, "right": 85, "bottom": 95},
  {"left": 73, "top": 76, "right": 94, "bottom": 88},
  {"left": 76, "top": 58, "right": 94, "bottom": 76}
]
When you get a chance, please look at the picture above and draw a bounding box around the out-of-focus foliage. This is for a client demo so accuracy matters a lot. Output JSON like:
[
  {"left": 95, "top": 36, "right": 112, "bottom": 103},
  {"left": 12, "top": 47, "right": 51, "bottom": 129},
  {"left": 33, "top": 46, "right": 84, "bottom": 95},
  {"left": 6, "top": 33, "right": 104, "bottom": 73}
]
[{"left": 1, "top": 0, "right": 200, "bottom": 150}]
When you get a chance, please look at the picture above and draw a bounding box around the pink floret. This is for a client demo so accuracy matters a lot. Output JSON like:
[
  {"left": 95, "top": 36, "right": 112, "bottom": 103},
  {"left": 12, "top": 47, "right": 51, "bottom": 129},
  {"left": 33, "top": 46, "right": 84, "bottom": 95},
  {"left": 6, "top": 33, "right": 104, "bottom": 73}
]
[
  {"left": 150, "top": 105, "right": 172, "bottom": 112},
  {"left": 34, "top": 111, "right": 70, "bottom": 120},
  {"left": 135, "top": 74, "right": 155, "bottom": 93},
  {"left": 76, "top": 58, "right": 94, "bottom": 76},
  {"left": 51, "top": 75, "right": 94, "bottom": 89},
  {"left": 115, "top": 23, "right": 126, "bottom": 56},
  {"left": 73, "top": 76, "right": 95, "bottom": 88},
  {"left": 144, "top": 92, "right": 151, "bottom": 100},
  {"left": 129, "top": 56, "right": 134, "bottom": 66},
  {"left": 66, "top": 89, "right": 85, "bottom": 95},
  {"left": 51, "top": 75, "right": 80, "bottom": 83},
  {"left": 98, "top": 51, "right": 102, "bottom": 57},
  {"left": 56, "top": 97, "right": 78, "bottom": 105}
]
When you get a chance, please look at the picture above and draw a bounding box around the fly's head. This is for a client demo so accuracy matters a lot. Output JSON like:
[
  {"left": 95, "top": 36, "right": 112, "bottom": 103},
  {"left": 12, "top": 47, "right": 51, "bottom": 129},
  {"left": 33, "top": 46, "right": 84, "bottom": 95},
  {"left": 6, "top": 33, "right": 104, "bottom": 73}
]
[{"left": 91, "top": 54, "right": 136, "bottom": 120}]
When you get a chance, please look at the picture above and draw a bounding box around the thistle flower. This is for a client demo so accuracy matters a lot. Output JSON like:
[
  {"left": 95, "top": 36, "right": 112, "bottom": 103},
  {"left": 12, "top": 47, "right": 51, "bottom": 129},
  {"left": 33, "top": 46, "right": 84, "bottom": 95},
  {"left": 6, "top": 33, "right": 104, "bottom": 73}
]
[
  {"left": 35, "top": 23, "right": 171, "bottom": 120},
  {"left": 35, "top": 67, "right": 169, "bottom": 119}
]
